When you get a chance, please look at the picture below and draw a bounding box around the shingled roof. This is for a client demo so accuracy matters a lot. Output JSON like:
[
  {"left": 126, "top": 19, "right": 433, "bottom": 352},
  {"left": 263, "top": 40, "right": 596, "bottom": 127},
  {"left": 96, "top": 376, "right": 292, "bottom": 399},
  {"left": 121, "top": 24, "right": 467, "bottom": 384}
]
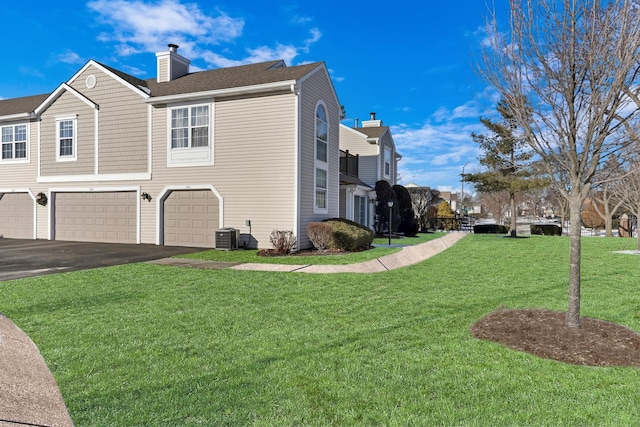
[
  {"left": 0, "top": 60, "right": 326, "bottom": 117},
  {"left": 145, "top": 60, "right": 324, "bottom": 97},
  {"left": 0, "top": 94, "right": 49, "bottom": 117}
]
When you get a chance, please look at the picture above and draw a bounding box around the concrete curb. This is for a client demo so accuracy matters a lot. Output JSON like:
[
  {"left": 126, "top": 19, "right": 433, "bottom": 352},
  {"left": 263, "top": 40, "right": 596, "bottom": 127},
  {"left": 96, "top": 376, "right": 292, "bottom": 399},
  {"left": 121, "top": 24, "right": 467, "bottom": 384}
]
[{"left": 0, "top": 314, "right": 74, "bottom": 427}]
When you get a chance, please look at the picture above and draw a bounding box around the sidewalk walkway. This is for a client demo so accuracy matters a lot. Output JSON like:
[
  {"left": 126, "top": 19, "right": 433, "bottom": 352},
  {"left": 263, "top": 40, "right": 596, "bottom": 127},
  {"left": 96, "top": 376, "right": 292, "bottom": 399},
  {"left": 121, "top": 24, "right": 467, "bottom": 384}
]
[
  {"left": 151, "top": 231, "right": 467, "bottom": 273},
  {"left": 0, "top": 232, "right": 466, "bottom": 426}
]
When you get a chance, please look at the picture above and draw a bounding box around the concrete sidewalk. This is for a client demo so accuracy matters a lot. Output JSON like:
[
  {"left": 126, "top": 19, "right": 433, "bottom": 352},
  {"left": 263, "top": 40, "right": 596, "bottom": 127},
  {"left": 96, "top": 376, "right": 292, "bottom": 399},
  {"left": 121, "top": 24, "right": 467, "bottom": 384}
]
[
  {"left": 0, "top": 232, "right": 465, "bottom": 426},
  {"left": 153, "top": 231, "right": 466, "bottom": 273}
]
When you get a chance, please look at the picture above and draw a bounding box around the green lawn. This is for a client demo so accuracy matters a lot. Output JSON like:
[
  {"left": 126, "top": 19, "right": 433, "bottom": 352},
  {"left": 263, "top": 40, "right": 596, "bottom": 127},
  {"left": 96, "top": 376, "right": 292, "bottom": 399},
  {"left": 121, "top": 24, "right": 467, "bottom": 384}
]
[
  {"left": 179, "top": 232, "right": 443, "bottom": 265},
  {"left": 2, "top": 234, "right": 640, "bottom": 426}
]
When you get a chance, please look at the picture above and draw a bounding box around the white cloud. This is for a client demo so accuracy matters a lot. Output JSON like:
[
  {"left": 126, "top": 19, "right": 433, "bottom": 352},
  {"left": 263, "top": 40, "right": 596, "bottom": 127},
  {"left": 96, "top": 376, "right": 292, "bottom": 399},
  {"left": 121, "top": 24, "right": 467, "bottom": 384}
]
[
  {"left": 88, "top": 0, "right": 244, "bottom": 55},
  {"left": 88, "top": 0, "right": 321, "bottom": 68},
  {"left": 51, "top": 51, "right": 85, "bottom": 65}
]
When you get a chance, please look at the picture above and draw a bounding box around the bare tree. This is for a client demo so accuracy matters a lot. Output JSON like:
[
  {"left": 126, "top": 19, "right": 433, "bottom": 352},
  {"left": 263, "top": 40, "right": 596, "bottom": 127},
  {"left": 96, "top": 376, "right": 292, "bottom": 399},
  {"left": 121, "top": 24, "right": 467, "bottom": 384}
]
[
  {"left": 479, "top": 190, "right": 511, "bottom": 224},
  {"left": 481, "top": 0, "right": 640, "bottom": 327},
  {"left": 407, "top": 186, "right": 440, "bottom": 231},
  {"left": 612, "top": 151, "right": 640, "bottom": 250},
  {"left": 591, "top": 156, "right": 626, "bottom": 236}
]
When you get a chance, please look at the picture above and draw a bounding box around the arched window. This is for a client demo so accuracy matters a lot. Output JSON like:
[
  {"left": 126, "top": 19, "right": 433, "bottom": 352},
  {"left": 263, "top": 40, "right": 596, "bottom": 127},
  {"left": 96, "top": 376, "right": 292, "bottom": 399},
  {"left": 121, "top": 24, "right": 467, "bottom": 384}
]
[{"left": 315, "top": 103, "right": 328, "bottom": 212}]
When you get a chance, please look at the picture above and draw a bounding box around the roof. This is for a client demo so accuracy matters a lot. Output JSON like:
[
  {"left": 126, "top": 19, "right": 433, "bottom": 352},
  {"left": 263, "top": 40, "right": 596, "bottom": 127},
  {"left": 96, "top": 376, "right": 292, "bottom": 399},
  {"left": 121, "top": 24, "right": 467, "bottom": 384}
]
[
  {"left": 0, "top": 94, "right": 49, "bottom": 117},
  {"left": 352, "top": 126, "right": 389, "bottom": 139},
  {"left": 0, "top": 60, "right": 326, "bottom": 117},
  {"left": 145, "top": 60, "right": 323, "bottom": 97}
]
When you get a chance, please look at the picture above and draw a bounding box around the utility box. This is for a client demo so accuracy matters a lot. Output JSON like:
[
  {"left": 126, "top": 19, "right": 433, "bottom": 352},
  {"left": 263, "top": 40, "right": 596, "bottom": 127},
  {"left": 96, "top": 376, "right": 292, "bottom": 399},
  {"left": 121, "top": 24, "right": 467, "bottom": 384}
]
[{"left": 215, "top": 227, "right": 239, "bottom": 250}]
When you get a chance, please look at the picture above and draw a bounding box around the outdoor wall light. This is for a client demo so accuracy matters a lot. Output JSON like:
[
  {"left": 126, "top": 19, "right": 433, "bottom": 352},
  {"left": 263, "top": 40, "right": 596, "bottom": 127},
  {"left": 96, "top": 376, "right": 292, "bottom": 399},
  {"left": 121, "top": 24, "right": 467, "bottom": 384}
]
[{"left": 141, "top": 192, "right": 152, "bottom": 202}]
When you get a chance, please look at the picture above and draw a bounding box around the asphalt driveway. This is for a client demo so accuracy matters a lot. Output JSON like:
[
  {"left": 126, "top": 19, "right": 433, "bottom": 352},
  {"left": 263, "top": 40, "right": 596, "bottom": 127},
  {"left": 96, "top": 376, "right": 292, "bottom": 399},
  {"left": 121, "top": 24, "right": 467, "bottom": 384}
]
[{"left": 0, "top": 238, "right": 204, "bottom": 281}]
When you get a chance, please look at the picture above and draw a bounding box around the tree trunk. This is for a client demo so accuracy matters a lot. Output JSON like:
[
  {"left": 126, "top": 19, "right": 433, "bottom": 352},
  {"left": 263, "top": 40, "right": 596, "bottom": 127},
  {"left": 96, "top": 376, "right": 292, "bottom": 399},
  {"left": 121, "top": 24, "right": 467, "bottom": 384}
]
[
  {"left": 567, "top": 195, "right": 583, "bottom": 328},
  {"left": 509, "top": 192, "right": 517, "bottom": 238},
  {"left": 604, "top": 213, "right": 613, "bottom": 237}
]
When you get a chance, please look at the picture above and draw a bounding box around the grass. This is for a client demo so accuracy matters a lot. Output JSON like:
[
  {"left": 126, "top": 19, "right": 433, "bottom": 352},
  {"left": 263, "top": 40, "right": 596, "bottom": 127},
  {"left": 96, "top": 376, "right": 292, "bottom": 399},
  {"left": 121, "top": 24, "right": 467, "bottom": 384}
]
[
  {"left": 1, "top": 234, "right": 640, "bottom": 425},
  {"left": 179, "top": 232, "right": 444, "bottom": 265}
]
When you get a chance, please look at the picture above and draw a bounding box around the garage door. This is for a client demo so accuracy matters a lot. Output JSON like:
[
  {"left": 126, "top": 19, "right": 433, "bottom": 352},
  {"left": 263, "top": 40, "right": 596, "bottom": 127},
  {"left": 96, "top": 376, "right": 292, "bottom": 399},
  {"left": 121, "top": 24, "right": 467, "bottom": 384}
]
[
  {"left": 164, "top": 190, "right": 218, "bottom": 247},
  {"left": 0, "top": 192, "right": 34, "bottom": 239},
  {"left": 55, "top": 192, "right": 137, "bottom": 243}
]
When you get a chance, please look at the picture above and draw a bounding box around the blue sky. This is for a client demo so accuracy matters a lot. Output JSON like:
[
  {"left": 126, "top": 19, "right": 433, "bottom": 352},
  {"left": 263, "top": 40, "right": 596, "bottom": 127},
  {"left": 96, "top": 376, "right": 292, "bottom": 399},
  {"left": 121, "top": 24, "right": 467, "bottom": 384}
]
[{"left": 0, "top": 0, "right": 507, "bottom": 192}]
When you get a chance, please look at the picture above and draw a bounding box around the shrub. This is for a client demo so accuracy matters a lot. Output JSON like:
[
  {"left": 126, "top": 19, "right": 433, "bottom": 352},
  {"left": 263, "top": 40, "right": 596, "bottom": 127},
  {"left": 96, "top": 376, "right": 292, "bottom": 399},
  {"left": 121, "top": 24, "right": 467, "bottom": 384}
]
[
  {"left": 323, "top": 218, "right": 374, "bottom": 252},
  {"left": 393, "top": 184, "right": 417, "bottom": 236},
  {"left": 531, "top": 224, "right": 562, "bottom": 236},
  {"left": 307, "top": 222, "right": 334, "bottom": 251},
  {"left": 374, "top": 181, "right": 398, "bottom": 235},
  {"left": 269, "top": 230, "right": 297, "bottom": 254},
  {"left": 474, "top": 224, "right": 510, "bottom": 234}
]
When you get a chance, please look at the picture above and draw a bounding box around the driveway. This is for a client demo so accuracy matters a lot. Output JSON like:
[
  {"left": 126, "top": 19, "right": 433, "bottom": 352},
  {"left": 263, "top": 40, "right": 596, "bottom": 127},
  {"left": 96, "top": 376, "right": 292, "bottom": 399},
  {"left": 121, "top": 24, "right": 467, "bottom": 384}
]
[{"left": 0, "top": 238, "right": 203, "bottom": 281}]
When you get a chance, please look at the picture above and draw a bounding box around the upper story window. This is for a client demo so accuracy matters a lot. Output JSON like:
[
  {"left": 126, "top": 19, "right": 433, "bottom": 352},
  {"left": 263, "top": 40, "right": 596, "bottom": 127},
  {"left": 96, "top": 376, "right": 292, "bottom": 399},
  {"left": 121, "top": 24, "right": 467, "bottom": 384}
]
[
  {"left": 171, "top": 105, "right": 209, "bottom": 149},
  {"left": 56, "top": 115, "right": 77, "bottom": 161},
  {"left": 316, "top": 104, "right": 328, "bottom": 163},
  {"left": 167, "top": 103, "right": 213, "bottom": 167},
  {"left": 1, "top": 124, "right": 27, "bottom": 162},
  {"left": 314, "top": 103, "right": 329, "bottom": 212},
  {"left": 384, "top": 147, "right": 391, "bottom": 179}
]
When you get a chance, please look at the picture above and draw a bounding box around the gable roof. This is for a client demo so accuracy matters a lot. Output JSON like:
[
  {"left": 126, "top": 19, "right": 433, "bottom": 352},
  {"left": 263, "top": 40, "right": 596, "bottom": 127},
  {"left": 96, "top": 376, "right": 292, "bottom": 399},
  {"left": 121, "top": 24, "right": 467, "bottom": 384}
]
[
  {"left": 0, "top": 94, "right": 49, "bottom": 118},
  {"left": 145, "top": 60, "right": 323, "bottom": 98},
  {"left": 0, "top": 59, "right": 328, "bottom": 119}
]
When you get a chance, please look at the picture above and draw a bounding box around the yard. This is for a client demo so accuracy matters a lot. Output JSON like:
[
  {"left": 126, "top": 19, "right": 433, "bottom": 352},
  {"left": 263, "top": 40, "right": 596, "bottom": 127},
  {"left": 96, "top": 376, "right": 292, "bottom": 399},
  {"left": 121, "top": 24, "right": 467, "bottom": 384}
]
[{"left": 1, "top": 234, "right": 639, "bottom": 425}]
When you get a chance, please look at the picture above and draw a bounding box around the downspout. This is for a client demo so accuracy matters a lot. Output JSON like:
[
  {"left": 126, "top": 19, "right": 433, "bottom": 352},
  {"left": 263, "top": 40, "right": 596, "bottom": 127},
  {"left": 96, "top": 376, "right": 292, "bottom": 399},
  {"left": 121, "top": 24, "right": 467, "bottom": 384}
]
[{"left": 292, "top": 83, "right": 301, "bottom": 250}]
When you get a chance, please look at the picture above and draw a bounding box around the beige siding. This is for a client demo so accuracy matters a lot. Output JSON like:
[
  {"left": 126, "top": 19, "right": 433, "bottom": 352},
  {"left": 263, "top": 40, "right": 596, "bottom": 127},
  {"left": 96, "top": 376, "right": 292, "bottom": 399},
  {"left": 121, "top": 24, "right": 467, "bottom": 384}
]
[
  {"left": 145, "top": 91, "right": 298, "bottom": 248},
  {"left": 158, "top": 58, "right": 169, "bottom": 83},
  {"left": 338, "top": 125, "right": 383, "bottom": 187},
  {"left": 69, "top": 66, "right": 149, "bottom": 174},
  {"left": 40, "top": 92, "right": 95, "bottom": 176},
  {"left": 379, "top": 132, "right": 396, "bottom": 185},
  {"left": 0, "top": 192, "right": 34, "bottom": 239},
  {"left": 297, "top": 68, "right": 340, "bottom": 249}
]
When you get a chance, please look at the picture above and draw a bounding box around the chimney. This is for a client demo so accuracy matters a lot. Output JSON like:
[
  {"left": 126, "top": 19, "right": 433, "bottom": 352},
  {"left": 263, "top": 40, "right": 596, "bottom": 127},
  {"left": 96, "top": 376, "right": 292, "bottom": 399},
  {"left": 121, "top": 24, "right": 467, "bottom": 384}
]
[
  {"left": 362, "top": 111, "right": 382, "bottom": 127},
  {"left": 155, "top": 44, "right": 191, "bottom": 83},
  {"left": 354, "top": 118, "right": 359, "bottom": 127}
]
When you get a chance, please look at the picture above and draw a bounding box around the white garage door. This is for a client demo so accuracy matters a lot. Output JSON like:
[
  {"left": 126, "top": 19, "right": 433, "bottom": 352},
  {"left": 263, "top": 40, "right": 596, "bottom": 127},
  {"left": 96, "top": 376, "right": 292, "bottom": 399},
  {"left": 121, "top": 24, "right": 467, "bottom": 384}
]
[
  {"left": 0, "top": 192, "right": 34, "bottom": 239},
  {"left": 55, "top": 192, "right": 137, "bottom": 243},
  {"left": 164, "top": 190, "right": 218, "bottom": 247}
]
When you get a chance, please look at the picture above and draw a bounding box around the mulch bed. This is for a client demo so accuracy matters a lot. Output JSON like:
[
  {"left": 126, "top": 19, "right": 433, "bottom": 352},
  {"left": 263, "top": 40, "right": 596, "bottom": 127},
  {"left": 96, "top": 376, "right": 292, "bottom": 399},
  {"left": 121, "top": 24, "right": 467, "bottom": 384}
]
[{"left": 471, "top": 308, "right": 640, "bottom": 367}]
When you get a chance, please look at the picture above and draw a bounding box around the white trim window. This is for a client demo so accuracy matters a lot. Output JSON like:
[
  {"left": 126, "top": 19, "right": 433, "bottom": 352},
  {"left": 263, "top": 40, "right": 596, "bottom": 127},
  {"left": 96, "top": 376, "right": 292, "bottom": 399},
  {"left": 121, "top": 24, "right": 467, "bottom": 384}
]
[
  {"left": 56, "top": 115, "right": 77, "bottom": 161},
  {"left": 383, "top": 147, "right": 391, "bottom": 179},
  {"left": 314, "top": 103, "right": 328, "bottom": 212},
  {"left": 1, "top": 124, "right": 28, "bottom": 162},
  {"left": 168, "top": 104, "right": 213, "bottom": 167}
]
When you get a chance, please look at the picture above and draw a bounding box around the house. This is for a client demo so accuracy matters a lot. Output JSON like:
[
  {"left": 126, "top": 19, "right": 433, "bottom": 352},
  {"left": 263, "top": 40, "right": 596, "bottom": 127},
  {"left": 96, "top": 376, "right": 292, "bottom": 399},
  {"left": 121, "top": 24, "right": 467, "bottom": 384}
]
[
  {"left": 0, "top": 44, "right": 341, "bottom": 250},
  {"left": 338, "top": 113, "right": 401, "bottom": 228}
]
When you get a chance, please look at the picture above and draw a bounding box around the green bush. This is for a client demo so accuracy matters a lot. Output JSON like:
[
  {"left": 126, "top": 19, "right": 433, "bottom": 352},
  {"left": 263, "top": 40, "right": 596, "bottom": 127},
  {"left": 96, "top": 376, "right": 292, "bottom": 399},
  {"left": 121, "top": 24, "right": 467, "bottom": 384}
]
[
  {"left": 323, "top": 218, "right": 375, "bottom": 251},
  {"left": 473, "top": 224, "right": 510, "bottom": 234},
  {"left": 531, "top": 224, "right": 562, "bottom": 236}
]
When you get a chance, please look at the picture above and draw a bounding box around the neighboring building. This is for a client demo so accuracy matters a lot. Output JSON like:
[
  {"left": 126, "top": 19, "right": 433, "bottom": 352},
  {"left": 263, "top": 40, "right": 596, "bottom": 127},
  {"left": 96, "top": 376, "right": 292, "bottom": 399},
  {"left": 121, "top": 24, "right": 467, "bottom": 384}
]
[
  {"left": 338, "top": 113, "right": 401, "bottom": 228},
  {"left": 0, "top": 44, "right": 341, "bottom": 249}
]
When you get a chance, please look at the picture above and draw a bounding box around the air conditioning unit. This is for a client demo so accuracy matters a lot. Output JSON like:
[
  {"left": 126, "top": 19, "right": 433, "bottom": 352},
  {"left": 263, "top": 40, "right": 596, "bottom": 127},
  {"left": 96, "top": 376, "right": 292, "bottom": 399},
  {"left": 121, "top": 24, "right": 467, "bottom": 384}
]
[{"left": 215, "top": 227, "right": 239, "bottom": 250}]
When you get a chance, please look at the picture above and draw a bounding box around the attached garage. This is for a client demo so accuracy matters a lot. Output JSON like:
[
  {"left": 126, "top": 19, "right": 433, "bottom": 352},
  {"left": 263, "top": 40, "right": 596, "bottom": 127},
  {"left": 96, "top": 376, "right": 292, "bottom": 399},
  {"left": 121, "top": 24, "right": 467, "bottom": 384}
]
[
  {"left": 54, "top": 191, "right": 137, "bottom": 243},
  {"left": 0, "top": 192, "right": 34, "bottom": 239},
  {"left": 164, "top": 190, "right": 219, "bottom": 248}
]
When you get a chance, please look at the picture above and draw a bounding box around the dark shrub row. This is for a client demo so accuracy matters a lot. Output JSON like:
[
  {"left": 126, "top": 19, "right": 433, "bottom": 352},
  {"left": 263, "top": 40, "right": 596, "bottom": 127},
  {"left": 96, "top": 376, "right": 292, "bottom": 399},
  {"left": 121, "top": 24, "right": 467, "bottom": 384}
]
[
  {"left": 531, "top": 224, "right": 562, "bottom": 236},
  {"left": 473, "top": 224, "right": 510, "bottom": 234}
]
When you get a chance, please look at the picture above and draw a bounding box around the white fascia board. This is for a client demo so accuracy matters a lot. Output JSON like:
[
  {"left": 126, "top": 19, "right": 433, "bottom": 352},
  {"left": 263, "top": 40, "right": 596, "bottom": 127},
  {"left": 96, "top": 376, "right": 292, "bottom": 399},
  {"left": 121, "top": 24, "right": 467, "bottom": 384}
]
[
  {"left": 297, "top": 63, "right": 341, "bottom": 110},
  {"left": 69, "top": 60, "right": 151, "bottom": 99},
  {"left": 34, "top": 83, "right": 99, "bottom": 115},
  {"left": 145, "top": 80, "right": 297, "bottom": 104},
  {"left": 0, "top": 112, "right": 36, "bottom": 123},
  {"left": 37, "top": 172, "right": 152, "bottom": 183}
]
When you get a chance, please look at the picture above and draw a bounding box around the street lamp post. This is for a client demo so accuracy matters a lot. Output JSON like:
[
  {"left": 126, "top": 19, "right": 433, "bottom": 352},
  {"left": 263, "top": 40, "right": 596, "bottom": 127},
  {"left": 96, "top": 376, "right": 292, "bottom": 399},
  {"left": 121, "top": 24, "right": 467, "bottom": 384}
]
[{"left": 387, "top": 200, "right": 394, "bottom": 245}]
